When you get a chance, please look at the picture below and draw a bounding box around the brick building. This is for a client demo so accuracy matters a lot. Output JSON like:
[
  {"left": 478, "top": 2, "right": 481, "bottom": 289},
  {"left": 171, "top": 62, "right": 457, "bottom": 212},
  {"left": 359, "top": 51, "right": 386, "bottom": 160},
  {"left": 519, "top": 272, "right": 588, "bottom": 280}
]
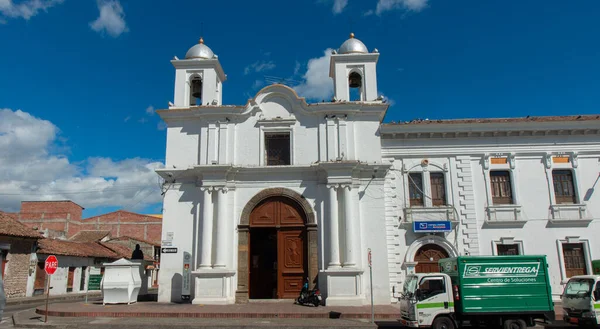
[{"left": 17, "top": 201, "right": 161, "bottom": 244}]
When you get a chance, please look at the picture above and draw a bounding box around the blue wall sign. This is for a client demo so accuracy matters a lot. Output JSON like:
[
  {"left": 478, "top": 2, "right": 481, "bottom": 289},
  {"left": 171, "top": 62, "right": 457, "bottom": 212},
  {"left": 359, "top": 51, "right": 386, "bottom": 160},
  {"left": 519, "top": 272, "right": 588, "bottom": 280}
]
[{"left": 413, "top": 221, "right": 452, "bottom": 233}]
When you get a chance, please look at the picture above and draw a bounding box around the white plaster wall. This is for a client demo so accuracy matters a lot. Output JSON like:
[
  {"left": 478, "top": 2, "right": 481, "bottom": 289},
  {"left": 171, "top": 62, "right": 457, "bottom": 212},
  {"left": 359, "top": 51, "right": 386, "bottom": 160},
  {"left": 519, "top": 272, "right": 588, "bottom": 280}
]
[
  {"left": 382, "top": 133, "right": 600, "bottom": 302},
  {"left": 25, "top": 252, "right": 38, "bottom": 297},
  {"left": 157, "top": 183, "right": 200, "bottom": 303},
  {"left": 357, "top": 178, "right": 392, "bottom": 304},
  {"left": 165, "top": 122, "right": 199, "bottom": 168},
  {"left": 35, "top": 255, "right": 96, "bottom": 296}
]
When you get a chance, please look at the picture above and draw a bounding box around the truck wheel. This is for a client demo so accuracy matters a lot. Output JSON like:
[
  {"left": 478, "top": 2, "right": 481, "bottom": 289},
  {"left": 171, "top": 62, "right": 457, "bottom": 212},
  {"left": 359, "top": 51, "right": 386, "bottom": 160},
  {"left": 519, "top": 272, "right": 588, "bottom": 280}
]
[
  {"left": 432, "top": 316, "right": 455, "bottom": 329},
  {"left": 503, "top": 319, "right": 526, "bottom": 329}
]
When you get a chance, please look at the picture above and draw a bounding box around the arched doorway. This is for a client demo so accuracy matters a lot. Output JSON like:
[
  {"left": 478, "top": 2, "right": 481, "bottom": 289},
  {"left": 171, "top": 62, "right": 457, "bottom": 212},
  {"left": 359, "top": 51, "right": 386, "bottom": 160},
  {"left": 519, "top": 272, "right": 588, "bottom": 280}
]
[
  {"left": 414, "top": 244, "right": 449, "bottom": 273},
  {"left": 249, "top": 196, "right": 307, "bottom": 299}
]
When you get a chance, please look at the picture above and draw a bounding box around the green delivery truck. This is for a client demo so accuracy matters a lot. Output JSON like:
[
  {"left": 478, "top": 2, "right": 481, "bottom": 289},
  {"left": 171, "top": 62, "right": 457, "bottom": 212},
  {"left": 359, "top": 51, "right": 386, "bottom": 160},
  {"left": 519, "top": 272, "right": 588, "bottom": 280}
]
[{"left": 399, "top": 255, "right": 554, "bottom": 329}]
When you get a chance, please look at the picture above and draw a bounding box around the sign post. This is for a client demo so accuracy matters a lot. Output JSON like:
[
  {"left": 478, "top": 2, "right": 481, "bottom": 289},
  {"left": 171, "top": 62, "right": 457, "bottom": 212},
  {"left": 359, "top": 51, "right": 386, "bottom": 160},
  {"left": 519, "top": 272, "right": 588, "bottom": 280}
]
[
  {"left": 368, "top": 248, "right": 374, "bottom": 324},
  {"left": 44, "top": 255, "right": 58, "bottom": 323}
]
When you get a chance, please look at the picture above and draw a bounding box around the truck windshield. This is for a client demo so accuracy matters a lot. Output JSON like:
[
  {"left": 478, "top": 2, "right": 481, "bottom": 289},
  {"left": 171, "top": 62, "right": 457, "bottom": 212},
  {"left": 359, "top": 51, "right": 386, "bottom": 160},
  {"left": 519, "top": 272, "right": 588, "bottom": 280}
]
[
  {"left": 403, "top": 276, "right": 418, "bottom": 295},
  {"left": 564, "top": 278, "right": 594, "bottom": 298}
]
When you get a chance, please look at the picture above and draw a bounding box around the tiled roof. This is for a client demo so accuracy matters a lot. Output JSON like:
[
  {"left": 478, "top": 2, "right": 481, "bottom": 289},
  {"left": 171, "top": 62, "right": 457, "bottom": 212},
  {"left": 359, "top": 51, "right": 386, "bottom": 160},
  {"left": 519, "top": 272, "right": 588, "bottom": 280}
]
[
  {"left": 0, "top": 212, "right": 43, "bottom": 239},
  {"left": 383, "top": 115, "right": 600, "bottom": 126},
  {"left": 109, "top": 235, "right": 160, "bottom": 247},
  {"left": 69, "top": 230, "right": 111, "bottom": 242},
  {"left": 101, "top": 242, "right": 154, "bottom": 261},
  {"left": 38, "top": 239, "right": 117, "bottom": 258}
]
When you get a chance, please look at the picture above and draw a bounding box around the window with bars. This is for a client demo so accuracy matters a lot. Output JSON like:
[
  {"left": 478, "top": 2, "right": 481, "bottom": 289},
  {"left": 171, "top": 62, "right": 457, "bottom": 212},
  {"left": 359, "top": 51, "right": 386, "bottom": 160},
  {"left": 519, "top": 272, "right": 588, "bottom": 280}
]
[
  {"left": 552, "top": 170, "right": 577, "bottom": 204},
  {"left": 265, "top": 133, "right": 291, "bottom": 166},
  {"left": 408, "top": 173, "right": 424, "bottom": 206},
  {"left": 563, "top": 243, "right": 587, "bottom": 278},
  {"left": 497, "top": 244, "right": 520, "bottom": 255},
  {"left": 490, "top": 171, "right": 513, "bottom": 204},
  {"left": 430, "top": 173, "right": 446, "bottom": 206}
]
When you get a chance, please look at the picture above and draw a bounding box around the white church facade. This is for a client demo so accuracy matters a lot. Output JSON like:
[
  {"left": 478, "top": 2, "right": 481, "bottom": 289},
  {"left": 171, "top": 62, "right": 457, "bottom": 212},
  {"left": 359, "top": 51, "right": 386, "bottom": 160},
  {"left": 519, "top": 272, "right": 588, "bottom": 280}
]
[{"left": 156, "top": 34, "right": 600, "bottom": 306}]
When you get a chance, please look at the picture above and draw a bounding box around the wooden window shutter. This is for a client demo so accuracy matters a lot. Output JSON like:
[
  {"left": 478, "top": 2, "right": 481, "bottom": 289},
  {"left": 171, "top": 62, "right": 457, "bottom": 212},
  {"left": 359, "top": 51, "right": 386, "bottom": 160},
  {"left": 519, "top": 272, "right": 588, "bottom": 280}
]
[{"left": 430, "top": 173, "right": 446, "bottom": 206}]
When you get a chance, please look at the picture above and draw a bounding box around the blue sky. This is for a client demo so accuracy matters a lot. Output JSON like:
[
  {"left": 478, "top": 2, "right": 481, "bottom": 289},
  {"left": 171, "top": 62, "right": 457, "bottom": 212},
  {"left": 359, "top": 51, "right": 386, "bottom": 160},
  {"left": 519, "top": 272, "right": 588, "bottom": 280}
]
[{"left": 1, "top": 0, "right": 599, "bottom": 217}]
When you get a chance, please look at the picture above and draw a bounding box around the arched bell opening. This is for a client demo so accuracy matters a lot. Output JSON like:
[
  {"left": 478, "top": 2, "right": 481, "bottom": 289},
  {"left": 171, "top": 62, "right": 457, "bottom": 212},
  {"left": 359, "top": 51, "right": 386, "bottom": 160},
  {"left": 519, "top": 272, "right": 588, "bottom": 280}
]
[
  {"left": 190, "top": 76, "right": 203, "bottom": 106},
  {"left": 348, "top": 71, "right": 363, "bottom": 101}
]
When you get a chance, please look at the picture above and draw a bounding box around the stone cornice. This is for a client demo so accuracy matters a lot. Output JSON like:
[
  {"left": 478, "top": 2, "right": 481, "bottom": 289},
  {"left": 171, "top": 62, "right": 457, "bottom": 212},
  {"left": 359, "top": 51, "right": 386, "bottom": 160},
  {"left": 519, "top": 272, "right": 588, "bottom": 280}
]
[
  {"left": 380, "top": 120, "right": 600, "bottom": 140},
  {"left": 155, "top": 162, "right": 391, "bottom": 186}
]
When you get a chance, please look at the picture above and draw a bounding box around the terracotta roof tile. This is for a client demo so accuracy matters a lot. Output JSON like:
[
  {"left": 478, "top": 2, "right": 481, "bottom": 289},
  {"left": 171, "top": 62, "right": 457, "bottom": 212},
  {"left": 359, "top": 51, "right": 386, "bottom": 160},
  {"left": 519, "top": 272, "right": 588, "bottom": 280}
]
[
  {"left": 100, "top": 242, "right": 154, "bottom": 261},
  {"left": 38, "top": 239, "right": 117, "bottom": 258},
  {"left": 0, "top": 212, "right": 43, "bottom": 239},
  {"left": 383, "top": 114, "right": 600, "bottom": 126},
  {"left": 109, "top": 235, "right": 160, "bottom": 247},
  {"left": 69, "top": 230, "right": 111, "bottom": 242}
]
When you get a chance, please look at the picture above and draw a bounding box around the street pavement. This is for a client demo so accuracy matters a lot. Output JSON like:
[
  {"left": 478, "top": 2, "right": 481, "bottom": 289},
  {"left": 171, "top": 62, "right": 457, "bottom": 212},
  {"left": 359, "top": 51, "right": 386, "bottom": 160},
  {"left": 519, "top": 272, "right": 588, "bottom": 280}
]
[{"left": 3, "top": 307, "right": 578, "bottom": 329}]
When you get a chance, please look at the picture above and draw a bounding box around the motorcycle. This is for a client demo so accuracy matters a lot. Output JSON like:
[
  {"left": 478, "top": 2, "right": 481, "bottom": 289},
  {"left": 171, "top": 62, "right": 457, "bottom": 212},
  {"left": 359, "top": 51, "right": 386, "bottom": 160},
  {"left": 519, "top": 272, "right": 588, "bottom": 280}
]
[{"left": 296, "top": 278, "right": 322, "bottom": 307}]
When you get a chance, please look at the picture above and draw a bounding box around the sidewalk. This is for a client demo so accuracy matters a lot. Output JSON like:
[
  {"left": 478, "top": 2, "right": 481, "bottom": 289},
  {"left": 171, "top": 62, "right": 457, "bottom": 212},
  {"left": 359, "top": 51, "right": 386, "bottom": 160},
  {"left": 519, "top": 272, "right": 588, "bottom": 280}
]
[
  {"left": 13, "top": 308, "right": 383, "bottom": 329},
  {"left": 12, "top": 298, "right": 566, "bottom": 329},
  {"left": 6, "top": 291, "right": 102, "bottom": 307},
  {"left": 33, "top": 300, "right": 400, "bottom": 319}
]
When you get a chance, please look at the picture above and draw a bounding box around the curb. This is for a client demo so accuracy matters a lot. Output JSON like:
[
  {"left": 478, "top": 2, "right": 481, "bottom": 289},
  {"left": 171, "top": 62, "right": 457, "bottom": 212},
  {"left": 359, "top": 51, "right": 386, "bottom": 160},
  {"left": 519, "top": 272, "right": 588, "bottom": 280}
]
[{"left": 35, "top": 307, "right": 399, "bottom": 320}]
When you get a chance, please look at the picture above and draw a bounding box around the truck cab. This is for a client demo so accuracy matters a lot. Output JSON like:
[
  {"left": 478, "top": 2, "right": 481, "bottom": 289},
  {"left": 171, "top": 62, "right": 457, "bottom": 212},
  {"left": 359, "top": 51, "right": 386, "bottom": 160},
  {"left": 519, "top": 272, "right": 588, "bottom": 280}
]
[
  {"left": 561, "top": 275, "right": 600, "bottom": 327},
  {"left": 399, "top": 273, "right": 456, "bottom": 328}
]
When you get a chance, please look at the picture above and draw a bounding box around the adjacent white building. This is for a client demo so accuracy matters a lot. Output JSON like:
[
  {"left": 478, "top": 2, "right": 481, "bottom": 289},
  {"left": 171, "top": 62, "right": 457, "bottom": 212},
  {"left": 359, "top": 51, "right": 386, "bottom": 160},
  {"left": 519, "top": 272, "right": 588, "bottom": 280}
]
[{"left": 156, "top": 34, "right": 600, "bottom": 305}]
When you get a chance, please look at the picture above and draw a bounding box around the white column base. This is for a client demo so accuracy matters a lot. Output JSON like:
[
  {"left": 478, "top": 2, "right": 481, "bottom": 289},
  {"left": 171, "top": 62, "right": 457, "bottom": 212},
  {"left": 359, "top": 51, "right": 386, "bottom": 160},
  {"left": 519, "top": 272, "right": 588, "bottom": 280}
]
[
  {"left": 321, "top": 268, "right": 365, "bottom": 306},
  {"left": 191, "top": 269, "right": 235, "bottom": 305}
]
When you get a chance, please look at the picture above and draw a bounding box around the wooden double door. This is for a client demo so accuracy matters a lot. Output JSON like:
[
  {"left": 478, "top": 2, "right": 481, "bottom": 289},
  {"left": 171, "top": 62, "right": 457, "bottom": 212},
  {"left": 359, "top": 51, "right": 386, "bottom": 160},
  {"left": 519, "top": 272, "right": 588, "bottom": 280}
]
[
  {"left": 415, "top": 244, "right": 449, "bottom": 273},
  {"left": 249, "top": 197, "right": 307, "bottom": 299}
]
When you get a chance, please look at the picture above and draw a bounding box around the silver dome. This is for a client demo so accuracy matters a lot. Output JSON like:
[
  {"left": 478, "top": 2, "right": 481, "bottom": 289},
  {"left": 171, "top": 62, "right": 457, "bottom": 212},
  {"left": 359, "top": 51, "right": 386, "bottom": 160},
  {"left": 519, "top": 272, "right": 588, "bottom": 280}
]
[
  {"left": 185, "top": 38, "right": 215, "bottom": 60},
  {"left": 338, "top": 33, "right": 368, "bottom": 54}
]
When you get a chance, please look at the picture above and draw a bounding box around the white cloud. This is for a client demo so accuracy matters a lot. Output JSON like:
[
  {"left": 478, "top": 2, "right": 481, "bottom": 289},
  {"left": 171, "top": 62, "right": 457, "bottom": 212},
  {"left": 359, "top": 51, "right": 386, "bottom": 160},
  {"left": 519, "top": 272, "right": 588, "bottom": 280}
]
[
  {"left": 293, "top": 61, "right": 301, "bottom": 75},
  {"left": 375, "top": 0, "right": 429, "bottom": 15},
  {"left": 0, "top": 108, "right": 163, "bottom": 213},
  {"left": 124, "top": 115, "right": 131, "bottom": 122},
  {"left": 157, "top": 122, "right": 167, "bottom": 131},
  {"left": 89, "top": 0, "right": 128, "bottom": 38},
  {"left": 332, "top": 0, "right": 348, "bottom": 14},
  {"left": 252, "top": 80, "right": 264, "bottom": 89},
  {"left": 293, "top": 48, "right": 334, "bottom": 101},
  {"left": 0, "top": 0, "right": 63, "bottom": 21},
  {"left": 244, "top": 60, "right": 276, "bottom": 75},
  {"left": 145, "top": 105, "right": 154, "bottom": 115}
]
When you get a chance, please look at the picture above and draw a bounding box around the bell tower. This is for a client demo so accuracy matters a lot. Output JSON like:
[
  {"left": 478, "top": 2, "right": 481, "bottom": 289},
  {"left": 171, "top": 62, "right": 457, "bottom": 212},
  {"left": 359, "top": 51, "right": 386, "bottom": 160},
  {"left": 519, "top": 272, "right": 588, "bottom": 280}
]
[
  {"left": 171, "top": 37, "right": 226, "bottom": 107},
  {"left": 329, "top": 33, "right": 380, "bottom": 102}
]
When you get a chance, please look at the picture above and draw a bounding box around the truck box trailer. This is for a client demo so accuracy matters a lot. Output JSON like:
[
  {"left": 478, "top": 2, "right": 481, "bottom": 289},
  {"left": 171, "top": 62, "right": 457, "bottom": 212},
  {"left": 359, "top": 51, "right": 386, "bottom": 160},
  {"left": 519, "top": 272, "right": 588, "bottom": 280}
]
[{"left": 398, "top": 255, "right": 554, "bottom": 329}]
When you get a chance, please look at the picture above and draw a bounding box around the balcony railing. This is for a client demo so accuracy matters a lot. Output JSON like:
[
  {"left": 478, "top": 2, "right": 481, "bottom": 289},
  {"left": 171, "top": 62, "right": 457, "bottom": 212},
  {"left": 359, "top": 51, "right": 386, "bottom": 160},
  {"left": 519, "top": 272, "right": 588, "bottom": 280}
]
[
  {"left": 403, "top": 206, "right": 455, "bottom": 223},
  {"left": 485, "top": 204, "right": 524, "bottom": 225},
  {"left": 550, "top": 204, "right": 590, "bottom": 225}
]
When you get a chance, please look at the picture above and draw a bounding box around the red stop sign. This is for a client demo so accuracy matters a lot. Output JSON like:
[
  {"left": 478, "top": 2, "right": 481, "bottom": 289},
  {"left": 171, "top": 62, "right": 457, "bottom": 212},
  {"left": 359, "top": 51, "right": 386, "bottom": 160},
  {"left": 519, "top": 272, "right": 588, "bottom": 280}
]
[{"left": 44, "top": 255, "right": 58, "bottom": 275}]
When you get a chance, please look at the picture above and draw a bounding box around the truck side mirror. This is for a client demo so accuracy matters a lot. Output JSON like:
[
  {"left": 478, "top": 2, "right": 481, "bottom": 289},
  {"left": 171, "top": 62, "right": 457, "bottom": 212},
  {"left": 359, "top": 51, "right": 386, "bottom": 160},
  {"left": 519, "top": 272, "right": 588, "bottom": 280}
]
[
  {"left": 594, "top": 290, "right": 600, "bottom": 301},
  {"left": 415, "top": 289, "right": 423, "bottom": 301}
]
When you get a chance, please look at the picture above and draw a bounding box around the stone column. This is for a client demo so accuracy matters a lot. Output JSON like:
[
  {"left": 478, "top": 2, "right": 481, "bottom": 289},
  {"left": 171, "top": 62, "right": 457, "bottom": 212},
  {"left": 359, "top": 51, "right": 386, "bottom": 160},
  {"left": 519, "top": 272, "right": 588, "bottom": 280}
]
[
  {"left": 342, "top": 185, "right": 356, "bottom": 267},
  {"left": 199, "top": 188, "right": 214, "bottom": 268},
  {"left": 328, "top": 185, "right": 341, "bottom": 268},
  {"left": 214, "top": 188, "right": 229, "bottom": 268}
]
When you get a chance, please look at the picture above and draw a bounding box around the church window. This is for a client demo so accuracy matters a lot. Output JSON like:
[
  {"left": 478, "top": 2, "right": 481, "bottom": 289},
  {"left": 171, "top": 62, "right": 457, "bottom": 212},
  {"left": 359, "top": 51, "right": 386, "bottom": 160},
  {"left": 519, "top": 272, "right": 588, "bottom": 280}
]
[
  {"left": 265, "top": 133, "right": 291, "bottom": 166},
  {"left": 190, "top": 76, "right": 203, "bottom": 106}
]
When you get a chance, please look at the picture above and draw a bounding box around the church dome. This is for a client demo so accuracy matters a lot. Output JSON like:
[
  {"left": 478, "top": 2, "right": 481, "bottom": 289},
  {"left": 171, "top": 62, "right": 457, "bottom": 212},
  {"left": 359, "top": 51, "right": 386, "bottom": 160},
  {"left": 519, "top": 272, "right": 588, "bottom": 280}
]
[
  {"left": 185, "top": 38, "right": 215, "bottom": 60},
  {"left": 338, "top": 33, "right": 368, "bottom": 54}
]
